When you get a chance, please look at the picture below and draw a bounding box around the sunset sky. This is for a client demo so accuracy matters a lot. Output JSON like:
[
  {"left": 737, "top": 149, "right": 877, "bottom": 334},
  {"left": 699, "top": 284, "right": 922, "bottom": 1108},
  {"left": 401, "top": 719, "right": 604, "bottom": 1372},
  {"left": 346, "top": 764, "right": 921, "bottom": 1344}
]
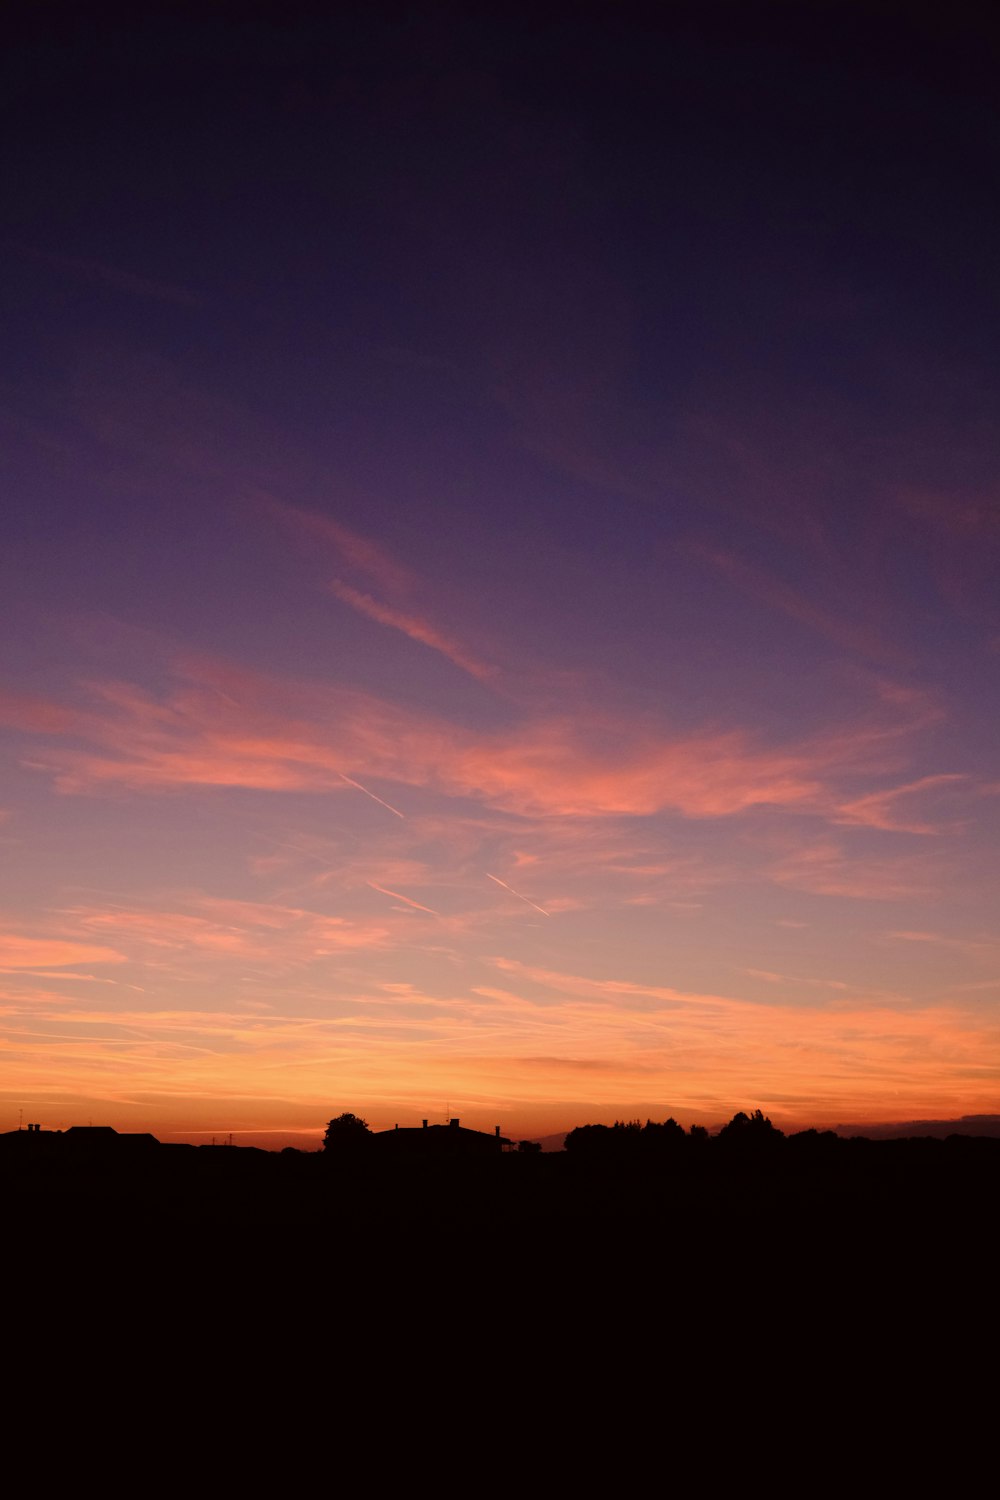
[{"left": 2, "top": 6, "right": 998, "bottom": 1144}]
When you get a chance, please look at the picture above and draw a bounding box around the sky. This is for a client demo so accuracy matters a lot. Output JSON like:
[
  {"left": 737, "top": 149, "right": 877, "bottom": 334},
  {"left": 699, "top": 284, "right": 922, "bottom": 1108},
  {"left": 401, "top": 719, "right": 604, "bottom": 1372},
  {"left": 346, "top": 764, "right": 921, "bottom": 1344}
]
[{"left": 2, "top": 4, "right": 999, "bottom": 1144}]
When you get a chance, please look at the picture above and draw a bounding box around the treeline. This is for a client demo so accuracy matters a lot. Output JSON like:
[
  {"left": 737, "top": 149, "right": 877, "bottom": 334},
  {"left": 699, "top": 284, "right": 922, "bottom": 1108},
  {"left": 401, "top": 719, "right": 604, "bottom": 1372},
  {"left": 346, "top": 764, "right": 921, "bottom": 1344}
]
[
  {"left": 565, "top": 1109, "right": 787, "bottom": 1156},
  {"left": 562, "top": 1109, "right": 1000, "bottom": 1159},
  {"left": 5, "top": 1107, "right": 1000, "bottom": 1242}
]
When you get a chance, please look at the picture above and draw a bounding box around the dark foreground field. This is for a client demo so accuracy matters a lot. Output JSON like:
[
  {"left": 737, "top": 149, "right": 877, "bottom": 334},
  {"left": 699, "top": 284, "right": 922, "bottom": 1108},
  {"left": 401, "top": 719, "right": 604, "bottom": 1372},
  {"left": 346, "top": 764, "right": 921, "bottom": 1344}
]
[
  {"left": 5, "top": 1133, "right": 996, "bottom": 1441},
  {"left": 6, "top": 1131, "right": 998, "bottom": 1261}
]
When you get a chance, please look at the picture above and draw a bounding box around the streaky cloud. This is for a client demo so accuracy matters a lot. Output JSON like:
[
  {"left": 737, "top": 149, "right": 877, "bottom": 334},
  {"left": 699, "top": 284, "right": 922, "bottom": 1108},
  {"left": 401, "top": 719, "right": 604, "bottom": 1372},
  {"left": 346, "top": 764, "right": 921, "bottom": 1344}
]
[
  {"left": 330, "top": 579, "right": 499, "bottom": 683},
  {"left": 14, "top": 242, "right": 202, "bottom": 307},
  {"left": 0, "top": 655, "right": 955, "bottom": 828},
  {"left": 262, "top": 499, "right": 414, "bottom": 596},
  {"left": 693, "top": 542, "right": 908, "bottom": 665},
  {"left": 836, "top": 774, "right": 968, "bottom": 834}
]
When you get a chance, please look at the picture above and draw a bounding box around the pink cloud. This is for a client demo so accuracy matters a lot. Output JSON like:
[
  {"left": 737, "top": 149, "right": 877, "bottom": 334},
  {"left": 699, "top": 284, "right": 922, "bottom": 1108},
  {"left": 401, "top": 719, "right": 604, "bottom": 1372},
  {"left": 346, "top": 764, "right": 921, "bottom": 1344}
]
[
  {"left": 884, "top": 929, "right": 998, "bottom": 962},
  {"left": 692, "top": 543, "right": 906, "bottom": 665},
  {"left": 0, "top": 689, "right": 86, "bottom": 735},
  {"left": 71, "top": 909, "right": 251, "bottom": 954},
  {"left": 741, "top": 967, "right": 851, "bottom": 992},
  {"left": 475, "top": 958, "right": 1000, "bottom": 1122},
  {"left": 491, "top": 956, "right": 740, "bottom": 1010},
  {"left": 263, "top": 500, "right": 415, "bottom": 596},
  {"left": 0, "top": 650, "right": 951, "bottom": 838},
  {"left": 4, "top": 957, "right": 999, "bottom": 1134},
  {"left": 62, "top": 899, "right": 390, "bottom": 966},
  {"left": 264, "top": 503, "right": 517, "bottom": 690},
  {"left": 896, "top": 488, "right": 1000, "bottom": 541},
  {"left": 766, "top": 837, "right": 937, "bottom": 901},
  {"left": 456, "top": 722, "right": 827, "bottom": 817},
  {"left": 0, "top": 935, "right": 126, "bottom": 970},
  {"left": 329, "top": 580, "right": 498, "bottom": 683},
  {"left": 835, "top": 774, "right": 968, "bottom": 834}
]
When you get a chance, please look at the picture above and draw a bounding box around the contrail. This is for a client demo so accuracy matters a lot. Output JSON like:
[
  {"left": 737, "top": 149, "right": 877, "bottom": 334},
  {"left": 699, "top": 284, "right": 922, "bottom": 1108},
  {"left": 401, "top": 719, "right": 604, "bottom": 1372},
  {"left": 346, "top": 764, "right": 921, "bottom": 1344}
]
[
  {"left": 367, "top": 880, "right": 439, "bottom": 916},
  {"left": 486, "top": 872, "right": 549, "bottom": 917},
  {"left": 338, "top": 772, "right": 405, "bottom": 818}
]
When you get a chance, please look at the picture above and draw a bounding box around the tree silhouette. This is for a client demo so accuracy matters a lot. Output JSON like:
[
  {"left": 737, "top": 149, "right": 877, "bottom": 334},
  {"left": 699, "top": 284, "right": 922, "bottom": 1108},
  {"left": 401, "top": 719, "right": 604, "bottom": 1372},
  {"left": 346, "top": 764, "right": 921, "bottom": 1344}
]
[
  {"left": 322, "top": 1113, "right": 371, "bottom": 1152},
  {"left": 717, "top": 1108, "right": 784, "bottom": 1151},
  {"left": 641, "top": 1117, "right": 687, "bottom": 1153},
  {"left": 565, "top": 1117, "right": 691, "bottom": 1157}
]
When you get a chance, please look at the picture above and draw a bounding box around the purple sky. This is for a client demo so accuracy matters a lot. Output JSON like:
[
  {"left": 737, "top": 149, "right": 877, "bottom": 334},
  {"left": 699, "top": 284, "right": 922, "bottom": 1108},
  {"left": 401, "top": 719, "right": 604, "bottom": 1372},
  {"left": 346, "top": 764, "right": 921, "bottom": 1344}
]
[{"left": 1, "top": 6, "right": 998, "bottom": 1143}]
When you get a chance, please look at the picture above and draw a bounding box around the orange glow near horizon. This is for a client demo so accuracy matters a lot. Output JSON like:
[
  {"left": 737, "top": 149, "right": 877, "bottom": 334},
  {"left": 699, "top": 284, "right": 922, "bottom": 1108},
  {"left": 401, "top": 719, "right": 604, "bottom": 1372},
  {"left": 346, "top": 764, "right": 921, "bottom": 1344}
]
[
  {"left": 2, "top": 591, "right": 998, "bottom": 1143},
  {"left": 3, "top": 922, "right": 998, "bottom": 1140}
]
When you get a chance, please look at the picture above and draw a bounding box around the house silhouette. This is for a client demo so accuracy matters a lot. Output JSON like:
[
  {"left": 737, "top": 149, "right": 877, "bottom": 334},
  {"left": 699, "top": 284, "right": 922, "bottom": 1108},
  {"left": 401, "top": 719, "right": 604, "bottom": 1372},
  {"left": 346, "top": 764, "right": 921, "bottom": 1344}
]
[{"left": 373, "top": 1118, "right": 511, "bottom": 1155}]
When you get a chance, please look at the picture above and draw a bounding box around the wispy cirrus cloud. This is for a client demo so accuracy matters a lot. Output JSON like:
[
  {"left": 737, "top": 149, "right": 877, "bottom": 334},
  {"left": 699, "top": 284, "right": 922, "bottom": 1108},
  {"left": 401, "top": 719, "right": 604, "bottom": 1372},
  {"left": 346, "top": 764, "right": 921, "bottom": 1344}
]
[
  {"left": 691, "top": 543, "right": 906, "bottom": 665},
  {"left": 14, "top": 242, "right": 202, "bottom": 307},
  {"left": 896, "top": 488, "right": 1000, "bottom": 541},
  {"left": 491, "top": 956, "right": 741, "bottom": 1011},
  {"left": 263, "top": 499, "right": 415, "bottom": 596},
  {"left": 466, "top": 957, "right": 1000, "bottom": 1125},
  {"left": 262, "top": 500, "right": 502, "bottom": 683},
  {"left": 835, "top": 774, "right": 968, "bottom": 834},
  {"left": 3, "top": 951, "right": 998, "bottom": 1133},
  {"left": 66, "top": 899, "right": 390, "bottom": 963},
  {"left": 741, "top": 968, "right": 851, "bottom": 992},
  {"left": 0, "top": 652, "right": 948, "bottom": 827},
  {"left": 765, "top": 836, "right": 939, "bottom": 901},
  {"left": 884, "top": 928, "right": 1000, "bottom": 963},
  {"left": 0, "top": 935, "right": 126, "bottom": 971},
  {"left": 482, "top": 954, "right": 1000, "bottom": 1098},
  {"left": 330, "top": 580, "right": 498, "bottom": 683},
  {"left": 0, "top": 689, "right": 84, "bottom": 735}
]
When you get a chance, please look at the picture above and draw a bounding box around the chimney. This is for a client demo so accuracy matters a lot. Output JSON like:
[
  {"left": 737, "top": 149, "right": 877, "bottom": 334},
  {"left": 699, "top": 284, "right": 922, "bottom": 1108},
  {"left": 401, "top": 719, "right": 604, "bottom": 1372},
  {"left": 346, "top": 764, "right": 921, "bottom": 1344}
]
[
  {"left": 422, "top": 1119, "right": 428, "bottom": 1129},
  {"left": 495, "top": 1125, "right": 501, "bottom": 1137},
  {"left": 449, "top": 1117, "right": 459, "bottom": 1129}
]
